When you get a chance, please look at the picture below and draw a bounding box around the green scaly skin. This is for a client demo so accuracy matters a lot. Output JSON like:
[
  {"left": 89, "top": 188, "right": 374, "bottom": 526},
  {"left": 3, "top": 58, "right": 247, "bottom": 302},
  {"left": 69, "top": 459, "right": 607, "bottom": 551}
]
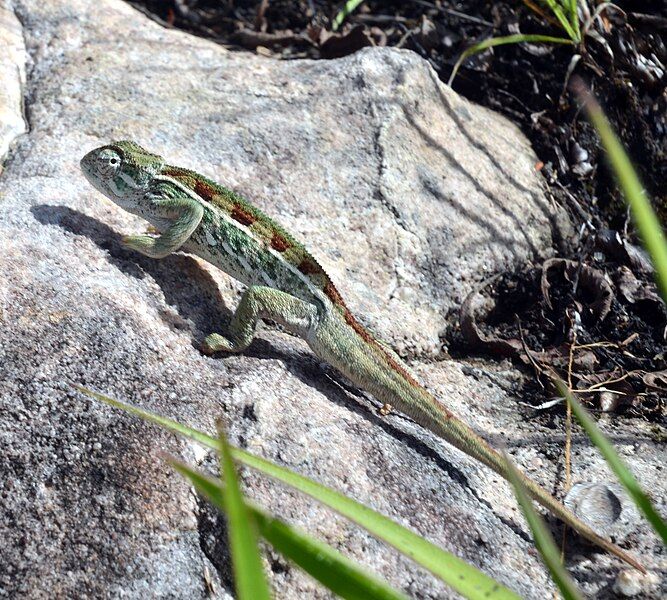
[{"left": 81, "top": 141, "right": 644, "bottom": 572}]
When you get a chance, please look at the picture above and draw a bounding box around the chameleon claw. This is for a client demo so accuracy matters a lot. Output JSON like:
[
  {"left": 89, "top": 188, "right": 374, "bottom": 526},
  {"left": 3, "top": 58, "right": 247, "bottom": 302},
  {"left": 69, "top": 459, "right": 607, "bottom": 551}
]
[{"left": 201, "top": 333, "right": 237, "bottom": 355}]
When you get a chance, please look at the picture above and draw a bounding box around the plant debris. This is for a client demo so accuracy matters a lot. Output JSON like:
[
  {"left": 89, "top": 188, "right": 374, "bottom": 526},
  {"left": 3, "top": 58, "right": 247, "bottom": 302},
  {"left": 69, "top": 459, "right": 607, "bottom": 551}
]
[{"left": 456, "top": 235, "right": 666, "bottom": 422}]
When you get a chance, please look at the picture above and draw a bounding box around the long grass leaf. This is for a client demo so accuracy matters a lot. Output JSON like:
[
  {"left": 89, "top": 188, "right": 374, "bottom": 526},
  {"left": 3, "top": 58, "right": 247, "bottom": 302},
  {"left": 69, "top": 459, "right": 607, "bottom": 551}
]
[
  {"left": 542, "top": 0, "right": 579, "bottom": 40},
  {"left": 448, "top": 34, "right": 573, "bottom": 85},
  {"left": 76, "top": 386, "right": 520, "bottom": 600},
  {"left": 555, "top": 382, "right": 667, "bottom": 545},
  {"left": 332, "top": 0, "right": 365, "bottom": 32},
  {"left": 579, "top": 89, "right": 667, "bottom": 302},
  {"left": 171, "top": 460, "right": 409, "bottom": 600},
  {"left": 216, "top": 426, "right": 271, "bottom": 600},
  {"left": 565, "top": 0, "right": 581, "bottom": 42},
  {"left": 504, "top": 453, "right": 583, "bottom": 600}
]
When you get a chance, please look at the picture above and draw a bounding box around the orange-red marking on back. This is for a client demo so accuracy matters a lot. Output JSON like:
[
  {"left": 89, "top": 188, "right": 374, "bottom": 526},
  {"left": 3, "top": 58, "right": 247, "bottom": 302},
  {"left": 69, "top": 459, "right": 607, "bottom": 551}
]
[
  {"left": 323, "top": 279, "right": 434, "bottom": 397},
  {"left": 231, "top": 205, "right": 257, "bottom": 226},
  {"left": 193, "top": 180, "right": 217, "bottom": 202},
  {"left": 270, "top": 233, "right": 291, "bottom": 252},
  {"left": 298, "top": 258, "right": 321, "bottom": 275}
]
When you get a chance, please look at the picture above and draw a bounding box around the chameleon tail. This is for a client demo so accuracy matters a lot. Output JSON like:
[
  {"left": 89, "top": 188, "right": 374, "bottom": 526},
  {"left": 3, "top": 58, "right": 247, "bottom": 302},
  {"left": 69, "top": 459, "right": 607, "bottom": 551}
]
[
  {"left": 319, "top": 312, "right": 645, "bottom": 572},
  {"left": 420, "top": 403, "right": 646, "bottom": 573}
]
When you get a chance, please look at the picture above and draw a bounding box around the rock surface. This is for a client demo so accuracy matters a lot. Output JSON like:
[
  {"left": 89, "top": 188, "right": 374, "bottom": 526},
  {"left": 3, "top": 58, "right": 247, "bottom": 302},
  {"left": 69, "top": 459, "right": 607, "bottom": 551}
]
[
  {"left": 0, "top": 1, "right": 26, "bottom": 164},
  {"left": 0, "top": 0, "right": 663, "bottom": 598}
]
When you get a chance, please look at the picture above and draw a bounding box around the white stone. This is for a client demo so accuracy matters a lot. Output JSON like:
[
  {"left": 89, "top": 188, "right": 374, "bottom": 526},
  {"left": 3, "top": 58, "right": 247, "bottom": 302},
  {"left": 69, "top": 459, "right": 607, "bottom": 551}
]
[{"left": 0, "top": 0, "right": 27, "bottom": 164}]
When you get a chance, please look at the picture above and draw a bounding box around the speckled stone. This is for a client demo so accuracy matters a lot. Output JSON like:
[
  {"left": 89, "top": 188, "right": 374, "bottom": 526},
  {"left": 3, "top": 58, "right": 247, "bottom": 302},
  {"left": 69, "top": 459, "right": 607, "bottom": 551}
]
[{"left": 1, "top": 0, "right": 663, "bottom": 598}]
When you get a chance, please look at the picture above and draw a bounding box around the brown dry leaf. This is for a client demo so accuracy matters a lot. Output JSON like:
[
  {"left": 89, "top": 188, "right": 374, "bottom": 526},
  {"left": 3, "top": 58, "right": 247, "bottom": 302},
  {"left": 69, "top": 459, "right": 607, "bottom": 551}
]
[
  {"left": 541, "top": 258, "right": 613, "bottom": 322},
  {"left": 255, "top": 0, "right": 269, "bottom": 32},
  {"left": 596, "top": 228, "right": 654, "bottom": 274},
  {"left": 614, "top": 266, "right": 664, "bottom": 311},
  {"left": 536, "top": 345, "right": 599, "bottom": 372},
  {"left": 575, "top": 369, "right": 623, "bottom": 387},
  {"left": 320, "top": 25, "right": 375, "bottom": 59},
  {"left": 459, "top": 281, "right": 523, "bottom": 359},
  {"left": 643, "top": 370, "right": 667, "bottom": 391},
  {"left": 230, "top": 29, "right": 308, "bottom": 50},
  {"left": 575, "top": 370, "right": 642, "bottom": 411},
  {"left": 412, "top": 16, "right": 439, "bottom": 52}
]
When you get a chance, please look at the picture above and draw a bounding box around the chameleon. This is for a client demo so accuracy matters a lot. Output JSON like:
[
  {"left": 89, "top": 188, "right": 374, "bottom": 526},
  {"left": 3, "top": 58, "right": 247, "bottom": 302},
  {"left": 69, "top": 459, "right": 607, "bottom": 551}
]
[{"left": 80, "top": 140, "right": 644, "bottom": 572}]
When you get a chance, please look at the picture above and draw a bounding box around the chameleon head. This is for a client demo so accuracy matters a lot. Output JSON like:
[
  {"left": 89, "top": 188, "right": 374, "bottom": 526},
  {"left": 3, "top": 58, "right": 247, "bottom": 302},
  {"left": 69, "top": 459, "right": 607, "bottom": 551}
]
[{"left": 80, "top": 140, "right": 164, "bottom": 207}]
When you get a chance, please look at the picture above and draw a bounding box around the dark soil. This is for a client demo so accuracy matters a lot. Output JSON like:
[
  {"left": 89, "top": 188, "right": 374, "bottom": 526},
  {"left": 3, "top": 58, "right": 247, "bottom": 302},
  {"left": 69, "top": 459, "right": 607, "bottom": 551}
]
[
  {"left": 452, "top": 256, "right": 666, "bottom": 420},
  {"left": 128, "top": 0, "right": 666, "bottom": 423}
]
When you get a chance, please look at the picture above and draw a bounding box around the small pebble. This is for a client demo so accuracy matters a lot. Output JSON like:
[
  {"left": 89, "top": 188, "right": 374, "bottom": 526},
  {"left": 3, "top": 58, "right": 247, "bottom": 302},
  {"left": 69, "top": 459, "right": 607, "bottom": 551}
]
[
  {"left": 613, "top": 569, "right": 655, "bottom": 597},
  {"left": 564, "top": 482, "right": 623, "bottom": 533},
  {"left": 571, "top": 142, "right": 589, "bottom": 164}
]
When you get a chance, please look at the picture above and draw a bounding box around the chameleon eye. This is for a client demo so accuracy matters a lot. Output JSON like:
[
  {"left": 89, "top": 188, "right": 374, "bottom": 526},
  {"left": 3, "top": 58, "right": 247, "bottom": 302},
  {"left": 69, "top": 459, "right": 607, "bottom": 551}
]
[{"left": 96, "top": 149, "right": 122, "bottom": 176}]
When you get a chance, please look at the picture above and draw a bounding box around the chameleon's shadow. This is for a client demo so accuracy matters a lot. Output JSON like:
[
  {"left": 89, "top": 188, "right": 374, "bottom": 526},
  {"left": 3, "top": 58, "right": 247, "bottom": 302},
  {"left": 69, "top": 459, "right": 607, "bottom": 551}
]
[
  {"left": 30, "top": 204, "right": 232, "bottom": 344},
  {"left": 279, "top": 345, "right": 533, "bottom": 542}
]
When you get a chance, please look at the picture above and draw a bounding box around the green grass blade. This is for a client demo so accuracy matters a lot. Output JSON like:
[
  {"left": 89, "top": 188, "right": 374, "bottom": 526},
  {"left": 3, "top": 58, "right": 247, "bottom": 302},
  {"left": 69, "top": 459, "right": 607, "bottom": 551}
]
[
  {"left": 581, "top": 90, "right": 667, "bottom": 303},
  {"left": 504, "top": 453, "right": 584, "bottom": 600},
  {"left": 76, "top": 386, "right": 520, "bottom": 600},
  {"left": 332, "top": 0, "right": 365, "bottom": 32},
  {"left": 171, "top": 460, "right": 409, "bottom": 600},
  {"left": 556, "top": 382, "right": 667, "bottom": 545},
  {"left": 216, "top": 426, "right": 272, "bottom": 600},
  {"left": 565, "top": 0, "right": 581, "bottom": 42},
  {"left": 542, "top": 0, "right": 579, "bottom": 40},
  {"left": 448, "top": 34, "right": 573, "bottom": 85}
]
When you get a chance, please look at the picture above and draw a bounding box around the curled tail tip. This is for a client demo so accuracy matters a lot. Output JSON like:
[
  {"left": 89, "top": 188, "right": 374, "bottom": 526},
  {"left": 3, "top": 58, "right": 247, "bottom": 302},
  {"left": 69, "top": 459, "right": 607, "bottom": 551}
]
[
  {"left": 614, "top": 547, "right": 646, "bottom": 574},
  {"left": 591, "top": 532, "right": 645, "bottom": 573}
]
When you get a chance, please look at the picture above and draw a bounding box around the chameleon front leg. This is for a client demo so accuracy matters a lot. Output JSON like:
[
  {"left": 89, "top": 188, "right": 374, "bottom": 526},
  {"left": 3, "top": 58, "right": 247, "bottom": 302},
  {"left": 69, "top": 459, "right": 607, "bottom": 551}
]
[
  {"left": 122, "top": 192, "right": 204, "bottom": 259},
  {"left": 202, "top": 285, "right": 317, "bottom": 354}
]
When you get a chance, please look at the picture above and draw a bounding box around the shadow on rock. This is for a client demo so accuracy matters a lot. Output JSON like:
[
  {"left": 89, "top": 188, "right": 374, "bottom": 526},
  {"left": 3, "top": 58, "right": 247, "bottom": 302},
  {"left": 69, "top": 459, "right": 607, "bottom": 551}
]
[
  {"left": 286, "top": 350, "right": 531, "bottom": 536},
  {"left": 427, "top": 69, "right": 568, "bottom": 252},
  {"left": 30, "top": 204, "right": 231, "bottom": 344}
]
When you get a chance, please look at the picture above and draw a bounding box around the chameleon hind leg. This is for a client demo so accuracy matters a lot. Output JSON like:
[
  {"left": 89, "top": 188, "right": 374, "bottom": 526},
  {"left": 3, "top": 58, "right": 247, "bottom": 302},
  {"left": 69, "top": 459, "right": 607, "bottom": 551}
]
[{"left": 202, "top": 285, "right": 317, "bottom": 354}]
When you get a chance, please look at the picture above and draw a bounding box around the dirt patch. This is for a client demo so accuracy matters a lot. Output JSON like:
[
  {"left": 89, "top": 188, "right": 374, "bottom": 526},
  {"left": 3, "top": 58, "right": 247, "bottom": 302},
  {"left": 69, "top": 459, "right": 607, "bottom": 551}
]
[{"left": 452, "top": 237, "right": 666, "bottom": 422}]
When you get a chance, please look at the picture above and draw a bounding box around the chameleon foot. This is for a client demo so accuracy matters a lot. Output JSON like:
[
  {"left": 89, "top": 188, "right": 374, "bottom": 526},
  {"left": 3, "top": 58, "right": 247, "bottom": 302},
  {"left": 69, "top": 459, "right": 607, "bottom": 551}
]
[
  {"left": 121, "top": 234, "right": 169, "bottom": 259},
  {"left": 201, "top": 333, "right": 239, "bottom": 355}
]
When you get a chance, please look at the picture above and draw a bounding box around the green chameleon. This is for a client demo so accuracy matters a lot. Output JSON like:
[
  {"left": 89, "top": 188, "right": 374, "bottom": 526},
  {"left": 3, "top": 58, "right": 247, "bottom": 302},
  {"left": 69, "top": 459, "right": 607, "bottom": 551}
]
[{"left": 81, "top": 140, "right": 643, "bottom": 571}]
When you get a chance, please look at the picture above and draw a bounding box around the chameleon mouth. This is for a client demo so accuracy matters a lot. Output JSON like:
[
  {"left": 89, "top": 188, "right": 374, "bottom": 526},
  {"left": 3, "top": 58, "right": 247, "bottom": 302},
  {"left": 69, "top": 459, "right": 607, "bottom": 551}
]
[
  {"left": 80, "top": 152, "right": 99, "bottom": 181},
  {"left": 80, "top": 155, "right": 114, "bottom": 200}
]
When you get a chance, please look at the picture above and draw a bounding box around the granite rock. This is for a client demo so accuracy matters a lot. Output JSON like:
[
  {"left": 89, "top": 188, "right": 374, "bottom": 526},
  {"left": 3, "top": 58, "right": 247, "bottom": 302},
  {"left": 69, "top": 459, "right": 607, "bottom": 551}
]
[{"left": 1, "top": 0, "right": 663, "bottom": 598}]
